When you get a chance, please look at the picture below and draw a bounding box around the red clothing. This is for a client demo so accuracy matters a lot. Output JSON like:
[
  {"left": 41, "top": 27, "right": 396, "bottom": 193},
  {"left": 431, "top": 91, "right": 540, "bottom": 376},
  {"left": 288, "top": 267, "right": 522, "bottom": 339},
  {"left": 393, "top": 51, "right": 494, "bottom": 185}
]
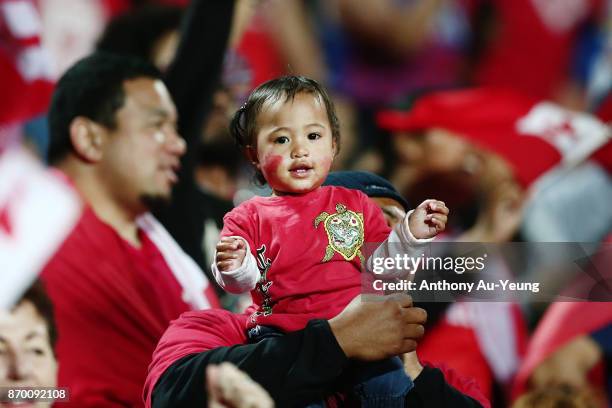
[
  {"left": 143, "top": 309, "right": 247, "bottom": 407},
  {"left": 0, "top": 0, "right": 54, "bottom": 126},
  {"left": 475, "top": 0, "right": 602, "bottom": 99},
  {"left": 512, "top": 302, "right": 612, "bottom": 399},
  {"left": 419, "top": 320, "right": 493, "bottom": 400},
  {"left": 222, "top": 186, "right": 391, "bottom": 332},
  {"left": 512, "top": 238, "right": 612, "bottom": 398},
  {"left": 377, "top": 88, "right": 611, "bottom": 187},
  {"left": 42, "top": 206, "right": 218, "bottom": 407},
  {"left": 418, "top": 302, "right": 528, "bottom": 402}
]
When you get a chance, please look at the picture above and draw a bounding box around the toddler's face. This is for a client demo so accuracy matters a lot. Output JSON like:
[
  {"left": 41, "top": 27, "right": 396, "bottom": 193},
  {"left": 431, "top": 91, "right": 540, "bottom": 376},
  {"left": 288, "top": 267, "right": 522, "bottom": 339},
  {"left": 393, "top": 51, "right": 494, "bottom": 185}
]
[{"left": 253, "top": 92, "right": 336, "bottom": 195}]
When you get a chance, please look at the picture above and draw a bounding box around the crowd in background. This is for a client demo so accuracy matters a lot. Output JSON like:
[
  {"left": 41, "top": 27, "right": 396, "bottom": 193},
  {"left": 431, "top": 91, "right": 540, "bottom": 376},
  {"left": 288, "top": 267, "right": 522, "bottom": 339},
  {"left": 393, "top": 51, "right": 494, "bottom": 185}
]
[{"left": 1, "top": 0, "right": 611, "bottom": 407}]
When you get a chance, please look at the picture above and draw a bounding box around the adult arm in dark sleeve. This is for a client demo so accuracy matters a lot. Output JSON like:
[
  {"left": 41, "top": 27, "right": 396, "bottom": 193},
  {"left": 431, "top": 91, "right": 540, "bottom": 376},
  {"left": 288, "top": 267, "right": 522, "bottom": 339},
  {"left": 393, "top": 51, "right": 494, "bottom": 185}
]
[
  {"left": 152, "top": 320, "right": 348, "bottom": 408},
  {"left": 164, "top": 0, "right": 234, "bottom": 145},
  {"left": 406, "top": 366, "right": 485, "bottom": 408},
  {"left": 156, "top": 0, "right": 235, "bottom": 272}
]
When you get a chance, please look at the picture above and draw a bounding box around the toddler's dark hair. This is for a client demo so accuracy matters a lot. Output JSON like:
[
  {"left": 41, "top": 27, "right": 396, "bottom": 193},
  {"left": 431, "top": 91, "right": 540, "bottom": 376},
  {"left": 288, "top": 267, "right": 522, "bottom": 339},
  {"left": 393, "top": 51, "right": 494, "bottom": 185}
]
[{"left": 230, "top": 76, "right": 340, "bottom": 184}]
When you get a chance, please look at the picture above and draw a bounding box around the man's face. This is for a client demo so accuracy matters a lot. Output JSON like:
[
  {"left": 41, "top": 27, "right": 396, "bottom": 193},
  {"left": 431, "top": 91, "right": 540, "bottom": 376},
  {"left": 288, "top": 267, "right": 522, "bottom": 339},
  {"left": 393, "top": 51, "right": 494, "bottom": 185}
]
[
  {"left": 371, "top": 196, "right": 406, "bottom": 228},
  {"left": 393, "top": 128, "right": 480, "bottom": 174},
  {"left": 99, "top": 77, "right": 185, "bottom": 212},
  {"left": 0, "top": 301, "right": 57, "bottom": 408}
]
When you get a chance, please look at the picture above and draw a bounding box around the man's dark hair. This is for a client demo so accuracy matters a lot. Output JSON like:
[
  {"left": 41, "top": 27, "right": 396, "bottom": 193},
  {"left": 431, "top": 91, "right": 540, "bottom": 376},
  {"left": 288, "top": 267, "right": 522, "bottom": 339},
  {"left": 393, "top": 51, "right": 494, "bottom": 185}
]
[
  {"left": 96, "top": 4, "right": 183, "bottom": 62},
  {"left": 47, "top": 51, "right": 162, "bottom": 164},
  {"left": 17, "top": 280, "right": 57, "bottom": 351},
  {"left": 229, "top": 75, "right": 341, "bottom": 184}
]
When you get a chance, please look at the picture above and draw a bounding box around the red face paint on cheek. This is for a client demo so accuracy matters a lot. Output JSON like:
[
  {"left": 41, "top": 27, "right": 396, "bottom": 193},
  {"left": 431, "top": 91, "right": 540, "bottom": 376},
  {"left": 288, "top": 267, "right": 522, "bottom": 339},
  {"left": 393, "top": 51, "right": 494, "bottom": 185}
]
[
  {"left": 261, "top": 154, "right": 283, "bottom": 184},
  {"left": 320, "top": 156, "right": 333, "bottom": 172}
]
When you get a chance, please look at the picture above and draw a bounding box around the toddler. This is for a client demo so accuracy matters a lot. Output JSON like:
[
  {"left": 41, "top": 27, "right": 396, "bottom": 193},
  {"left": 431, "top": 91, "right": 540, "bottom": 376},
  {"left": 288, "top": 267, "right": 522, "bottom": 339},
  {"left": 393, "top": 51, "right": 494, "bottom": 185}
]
[{"left": 213, "top": 76, "right": 448, "bottom": 407}]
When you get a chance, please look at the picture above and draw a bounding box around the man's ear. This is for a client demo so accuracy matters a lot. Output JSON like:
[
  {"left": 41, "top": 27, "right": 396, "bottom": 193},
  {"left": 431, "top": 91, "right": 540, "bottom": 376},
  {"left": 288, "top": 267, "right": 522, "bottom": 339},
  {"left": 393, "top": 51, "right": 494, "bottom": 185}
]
[
  {"left": 69, "top": 117, "right": 106, "bottom": 163},
  {"left": 245, "top": 146, "right": 260, "bottom": 169}
]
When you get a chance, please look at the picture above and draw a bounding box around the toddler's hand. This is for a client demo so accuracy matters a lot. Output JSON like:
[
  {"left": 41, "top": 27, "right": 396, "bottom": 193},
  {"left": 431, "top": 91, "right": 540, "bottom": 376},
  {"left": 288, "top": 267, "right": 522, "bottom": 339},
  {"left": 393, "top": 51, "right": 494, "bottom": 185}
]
[
  {"left": 408, "top": 199, "right": 449, "bottom": 239},
  {"left": 216, "top": 237, "right": 247, "bottom": 272}
]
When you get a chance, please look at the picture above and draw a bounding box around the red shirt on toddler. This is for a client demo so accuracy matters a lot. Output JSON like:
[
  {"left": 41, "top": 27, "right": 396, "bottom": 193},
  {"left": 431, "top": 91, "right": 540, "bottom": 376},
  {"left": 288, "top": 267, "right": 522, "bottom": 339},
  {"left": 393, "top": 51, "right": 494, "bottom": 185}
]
[{"left": 213, "top": 185, "right": 427, "bottom": 332}]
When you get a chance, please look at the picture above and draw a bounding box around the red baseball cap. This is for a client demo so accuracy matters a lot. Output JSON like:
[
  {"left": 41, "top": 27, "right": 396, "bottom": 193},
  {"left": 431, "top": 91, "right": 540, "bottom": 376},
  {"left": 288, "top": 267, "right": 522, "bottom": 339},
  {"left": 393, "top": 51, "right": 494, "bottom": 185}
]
[{"left": 377, "top": 88, "right": 610, "bottom": 187}]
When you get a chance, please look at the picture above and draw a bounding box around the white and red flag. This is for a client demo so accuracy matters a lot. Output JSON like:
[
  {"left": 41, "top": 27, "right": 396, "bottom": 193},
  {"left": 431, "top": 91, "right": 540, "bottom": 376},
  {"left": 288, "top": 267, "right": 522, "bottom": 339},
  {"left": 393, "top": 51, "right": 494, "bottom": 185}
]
[
  {"left": 377, "top": 88, "right": 611, "bottom": 188},
  {"left": 0, "top": 0, "right": 54, "bottom": 129},
  {"left": 0, "top": 0, "right": 81, "bottom": 307}
]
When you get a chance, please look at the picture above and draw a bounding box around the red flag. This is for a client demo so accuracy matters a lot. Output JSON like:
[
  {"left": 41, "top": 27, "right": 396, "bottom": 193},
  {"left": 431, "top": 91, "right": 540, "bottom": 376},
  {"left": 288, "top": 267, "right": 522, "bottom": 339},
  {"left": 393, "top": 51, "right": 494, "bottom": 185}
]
[
  {"left": 377, "top": 88, "right": 611, "bottom": 187},
  {"left": 512, "top": 302, "right": 612, "bottom": 398},
  {"left": 0, "top": 0, "right": 54, "bottom": 126},
  {"left": 474, "top": 0, "right": 602, "bottom": 99},
  {"left": 512, "top": 237, "right": 612, "bottom": 398}
]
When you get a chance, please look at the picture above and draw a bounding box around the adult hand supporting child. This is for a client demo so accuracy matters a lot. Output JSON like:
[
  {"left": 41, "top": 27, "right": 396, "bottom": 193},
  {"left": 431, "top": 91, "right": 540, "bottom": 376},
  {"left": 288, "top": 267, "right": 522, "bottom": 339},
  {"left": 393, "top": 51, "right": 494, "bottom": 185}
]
[{"left": 329, "top": 293, "right": 427, "bottom": 361}]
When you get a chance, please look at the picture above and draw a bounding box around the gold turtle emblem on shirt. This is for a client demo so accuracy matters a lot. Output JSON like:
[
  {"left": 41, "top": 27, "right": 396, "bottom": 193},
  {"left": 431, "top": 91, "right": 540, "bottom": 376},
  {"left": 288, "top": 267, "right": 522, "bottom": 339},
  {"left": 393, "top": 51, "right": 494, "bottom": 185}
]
[{"left": 314, "top": 203, "right": 365, "bottom": 264}]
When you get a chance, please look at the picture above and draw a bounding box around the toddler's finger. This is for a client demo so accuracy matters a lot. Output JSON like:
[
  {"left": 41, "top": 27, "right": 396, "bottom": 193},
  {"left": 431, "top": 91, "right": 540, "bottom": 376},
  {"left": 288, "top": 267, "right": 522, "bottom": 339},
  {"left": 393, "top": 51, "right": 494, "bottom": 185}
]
[
  {"left": 426, "top": 200, "right": 447, "bottom": 213},
  {"left": 432, "top": 202, "right": 449, "bottom": 215},
  {"left": 216, "top": 251, "right": 240, "bottom": 261},
  {"left": 432, "top": 217, "right": 446, "bottom": 231},
  {"left": 217, "top": 260, "right": 237, "bottom": 271},
  {"left": 217, "top": 241, "right": 239, "bottom": 252},
  {"left": 432, "top": 214, "right": 447, "bottom": 224},
  {"left": 235, "top": 239, "right": 246, "bottom": 250}
]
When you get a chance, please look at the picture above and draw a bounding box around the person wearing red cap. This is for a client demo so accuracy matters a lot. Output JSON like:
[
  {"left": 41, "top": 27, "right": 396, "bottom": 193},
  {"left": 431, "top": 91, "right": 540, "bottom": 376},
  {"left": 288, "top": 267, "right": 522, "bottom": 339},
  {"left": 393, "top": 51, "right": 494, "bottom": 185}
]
[
  {"left": 377, "top": 88, "right": 612, "bottom": 404},
  {"left": 377, "top": 88, "right": 610, "bottom": 190},
  {"left": 321, "top": 171, "right": 528, "bottom": 403},
  {"left": 377, "top": 87, "right": 611, "bottom": 243}
]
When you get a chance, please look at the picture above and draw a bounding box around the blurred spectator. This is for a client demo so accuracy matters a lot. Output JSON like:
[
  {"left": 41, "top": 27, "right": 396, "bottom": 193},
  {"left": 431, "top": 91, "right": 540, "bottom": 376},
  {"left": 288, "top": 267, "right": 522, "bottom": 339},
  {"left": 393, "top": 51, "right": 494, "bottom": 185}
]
[
  {"left": 377, "top": 88, "right": 611, "bottom": 242},
  {"left": 265, "top": 0, "right": 469, "bottom": 106},
  {"left": 192, "top": 141, "right": 241, "bottom": 290},
  {"left": 95, "top": 0, "right": 244, "bottom": 279},
  {"left": 529, "top": 333, "right": 604, "bottom": 391},
  {"left": 262, "top": 0, "right": 607, "bottom": 169},
  {"left": 376, "top": 90, "right": 612, "bottom": 402},
  {"left": 41, "top": 52, "right": 218, "bottom": 407},
  {"left": 512, "top": 384, "right": 603, "bottom": 408},
  {"left": 513, "top": 298, "right": 612, "bottom": 404},
  {"left": 323, "top": 170, "right": 411, "bottom": 227},
  {"left": 0, "top": 281, "right": 58, "bottom": 408},
  {"left": 324, "top": 170, "right": 528, "bottom": 403},
  {"left": 194, "top": 141, "right": 241, "bottom": 204},
  {"left": 97, "top": 4, "right": 183, "bottom": 71},
  {"left": 473, "top": 0, "right": 605, "bottom": 105},
  {"left": 0, "top": 0, "right": 81, "bottom": 306}
]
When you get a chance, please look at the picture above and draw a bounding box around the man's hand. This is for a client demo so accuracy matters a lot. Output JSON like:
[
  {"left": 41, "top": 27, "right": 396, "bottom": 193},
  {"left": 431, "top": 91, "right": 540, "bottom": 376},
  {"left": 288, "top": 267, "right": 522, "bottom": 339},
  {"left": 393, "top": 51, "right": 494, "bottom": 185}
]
[
  {"left": 207, "top": 362, "right": 274, "bottom": 408},
  {"left": 216, "top": 237, "right": 247, "bottom": 272},
  {"left": 329, "top": 294, "right": 427, "bottom": 361},
  {"left": 408, "top": 199, "right": 449, "bottom": 239}
]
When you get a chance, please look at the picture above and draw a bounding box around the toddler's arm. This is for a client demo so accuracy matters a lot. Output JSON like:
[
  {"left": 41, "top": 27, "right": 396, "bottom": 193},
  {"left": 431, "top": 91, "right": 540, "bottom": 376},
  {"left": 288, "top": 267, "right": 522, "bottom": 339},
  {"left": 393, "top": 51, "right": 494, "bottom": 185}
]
[
  {"left": 372, "top": 200, "right": 449, "bottom": 278},
  {"left": 212, "top": 236, "right": 260, "bottom": 294},
  {"left": 398, "top": 199, "right": 448, "bottom": 242}
]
